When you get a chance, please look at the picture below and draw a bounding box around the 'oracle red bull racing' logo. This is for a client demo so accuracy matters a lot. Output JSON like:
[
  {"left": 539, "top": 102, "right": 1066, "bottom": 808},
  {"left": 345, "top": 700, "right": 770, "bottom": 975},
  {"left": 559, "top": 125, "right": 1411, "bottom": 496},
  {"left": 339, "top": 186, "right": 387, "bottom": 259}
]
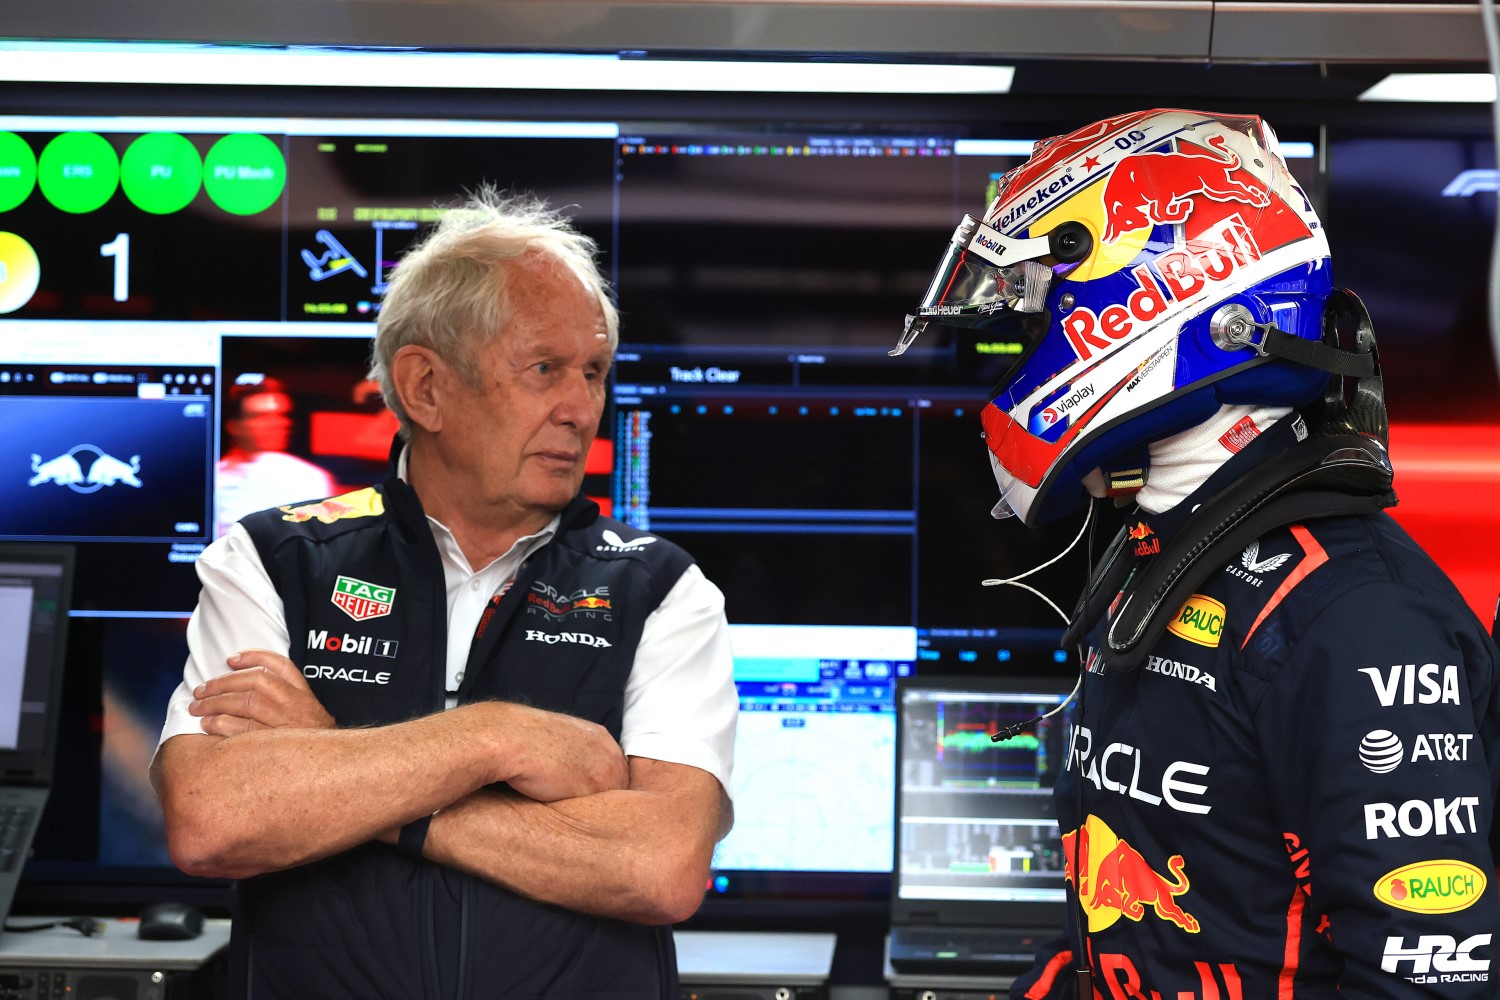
[
  {"left": 1101, "top": 135, "right": 1269, "bottom": 245},
  {"left": 1062, "top": 815, "right": 1200, "bottom": 934}
]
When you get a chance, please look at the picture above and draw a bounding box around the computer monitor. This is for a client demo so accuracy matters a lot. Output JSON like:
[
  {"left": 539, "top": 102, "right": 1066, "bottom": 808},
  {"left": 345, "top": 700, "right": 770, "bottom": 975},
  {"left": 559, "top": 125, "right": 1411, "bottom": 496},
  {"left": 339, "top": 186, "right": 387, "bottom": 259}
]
[{"left": 0, "top": 544, "right": 73, "bottom": 771}]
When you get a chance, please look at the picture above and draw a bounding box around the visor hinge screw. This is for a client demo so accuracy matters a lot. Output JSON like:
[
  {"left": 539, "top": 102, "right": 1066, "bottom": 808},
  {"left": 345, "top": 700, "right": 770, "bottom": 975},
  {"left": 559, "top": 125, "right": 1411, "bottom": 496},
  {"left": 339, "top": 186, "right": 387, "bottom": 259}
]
[{"left": 1059, "top": 292, "right": 1075, "bottom": 311}]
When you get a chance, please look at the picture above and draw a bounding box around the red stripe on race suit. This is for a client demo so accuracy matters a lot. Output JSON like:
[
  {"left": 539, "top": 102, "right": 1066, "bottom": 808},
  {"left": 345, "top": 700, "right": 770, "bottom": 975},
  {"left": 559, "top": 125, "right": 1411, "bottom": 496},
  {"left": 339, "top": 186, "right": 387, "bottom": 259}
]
[
  {"left": 1280, "top": 885, "right": 1305, "bottom": 1000},
  {"left": 1023, "top": 949, "right": 1076, "bottom": 1000},
  {"left": 1241, "top": 524, "right": 1330, "bottom": 648}
]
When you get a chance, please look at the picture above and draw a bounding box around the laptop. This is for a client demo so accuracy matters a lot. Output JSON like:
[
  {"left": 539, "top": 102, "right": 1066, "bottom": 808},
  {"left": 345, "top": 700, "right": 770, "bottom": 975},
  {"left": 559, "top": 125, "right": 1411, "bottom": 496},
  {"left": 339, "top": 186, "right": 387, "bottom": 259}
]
[
  {"left": 0, "top": 544, "right": 74, "bottom": 928},
  {"left": 888, "top": 673, "right": 1073, "bottom": 976}
]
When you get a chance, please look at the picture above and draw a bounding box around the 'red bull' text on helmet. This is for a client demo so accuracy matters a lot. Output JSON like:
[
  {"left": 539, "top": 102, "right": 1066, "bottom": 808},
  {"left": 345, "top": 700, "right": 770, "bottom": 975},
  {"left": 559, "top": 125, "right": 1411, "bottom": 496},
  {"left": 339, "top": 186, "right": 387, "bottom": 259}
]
[{"left": 896, "top": 109, "right": 1335, "bottom": 525}]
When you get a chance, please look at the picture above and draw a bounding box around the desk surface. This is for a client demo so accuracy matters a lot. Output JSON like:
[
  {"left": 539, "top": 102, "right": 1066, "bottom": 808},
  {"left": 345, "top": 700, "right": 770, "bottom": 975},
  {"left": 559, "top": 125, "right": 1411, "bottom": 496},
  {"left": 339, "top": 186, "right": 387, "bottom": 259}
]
[{"left": 0, "top": 918, "right": 230, "bottom": 970}]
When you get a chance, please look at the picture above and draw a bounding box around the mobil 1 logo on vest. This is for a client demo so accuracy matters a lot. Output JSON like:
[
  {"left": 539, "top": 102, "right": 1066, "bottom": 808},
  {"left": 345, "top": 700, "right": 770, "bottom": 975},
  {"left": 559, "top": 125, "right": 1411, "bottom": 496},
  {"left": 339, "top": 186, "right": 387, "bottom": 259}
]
[{"left": 307, "top": 629, "right": 398, "bottom": 659}]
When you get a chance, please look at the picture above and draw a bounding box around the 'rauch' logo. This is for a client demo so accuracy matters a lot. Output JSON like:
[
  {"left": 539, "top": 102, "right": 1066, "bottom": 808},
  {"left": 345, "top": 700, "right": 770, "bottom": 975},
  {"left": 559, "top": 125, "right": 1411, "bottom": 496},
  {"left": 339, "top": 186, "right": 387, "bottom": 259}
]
[
  {"left": 331, "top": 575, "right": 396, "bottom": 622},
  {"left": 1167, "top": 594, "right": 1225, "bottom": 648},
  {"left": 1376, "top": 860, "right": 1488, "bottom": 915}
]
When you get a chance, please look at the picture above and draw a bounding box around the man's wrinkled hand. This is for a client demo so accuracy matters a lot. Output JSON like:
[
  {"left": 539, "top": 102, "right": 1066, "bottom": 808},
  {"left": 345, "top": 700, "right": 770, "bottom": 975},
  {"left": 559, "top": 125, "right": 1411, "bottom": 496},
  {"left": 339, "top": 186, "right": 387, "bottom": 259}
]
[
  {"left": 491, "top": 703, "right": 629, "bottom": 803},
  {"left": 189, "top": 648, "right": 336, "bottom": 736}
]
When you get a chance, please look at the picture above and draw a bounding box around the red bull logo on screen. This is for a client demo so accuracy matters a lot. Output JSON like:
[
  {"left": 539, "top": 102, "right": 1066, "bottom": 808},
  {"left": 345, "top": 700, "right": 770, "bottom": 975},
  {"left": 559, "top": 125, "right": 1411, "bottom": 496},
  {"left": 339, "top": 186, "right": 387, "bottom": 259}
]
[{"left": 1061, "top": 815, "right": 1200, "bottom": 934}]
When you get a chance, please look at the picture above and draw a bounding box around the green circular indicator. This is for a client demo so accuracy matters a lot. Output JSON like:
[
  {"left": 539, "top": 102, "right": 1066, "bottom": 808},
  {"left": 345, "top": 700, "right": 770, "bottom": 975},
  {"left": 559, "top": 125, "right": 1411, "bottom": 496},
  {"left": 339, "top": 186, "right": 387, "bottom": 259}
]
[
  {"left": 203, "top": 133, "right": 285, "bottom": 216},
  {"left": 38, "top": 132, "right": 120, "bottom": 214},
  {"left": 121, "top": 132, "right": 202, "bottom": 214},
  {"left": 0, "top": 232, "right": 40, "bottom": 314},
  {"left": 0, "top": 134, "right": 37, "bottom": 213}
]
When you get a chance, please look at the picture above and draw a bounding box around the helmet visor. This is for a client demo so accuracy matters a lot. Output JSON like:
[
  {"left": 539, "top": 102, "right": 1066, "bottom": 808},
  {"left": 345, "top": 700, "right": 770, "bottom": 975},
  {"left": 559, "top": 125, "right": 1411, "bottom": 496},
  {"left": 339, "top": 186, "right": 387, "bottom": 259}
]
[{"left": 892, "top": 216, "right": 1060, "bottom": 357}]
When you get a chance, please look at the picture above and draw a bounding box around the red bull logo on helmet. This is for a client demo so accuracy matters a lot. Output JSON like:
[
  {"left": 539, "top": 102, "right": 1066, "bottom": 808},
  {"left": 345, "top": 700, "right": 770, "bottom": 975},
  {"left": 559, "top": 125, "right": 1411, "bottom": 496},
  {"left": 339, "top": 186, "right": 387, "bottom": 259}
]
[
  {"left": 1062, "top": 214, "right": 1263, "bottom": 363},
  {"left": 1062, "top": 815, "right": 1200, "bottom": 934},
  {"left": 1100, "top": 135, "right": 1269, "bottom": 245}
]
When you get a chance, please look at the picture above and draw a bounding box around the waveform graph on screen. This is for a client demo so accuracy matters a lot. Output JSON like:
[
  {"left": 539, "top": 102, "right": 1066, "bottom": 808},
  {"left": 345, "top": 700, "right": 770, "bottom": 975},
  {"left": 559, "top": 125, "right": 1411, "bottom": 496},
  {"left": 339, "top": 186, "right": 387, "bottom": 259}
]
[
  {"left": 896, "top": 684, "right": 1070, "bottom": 904},
  {"left": 934, "top": 700, "right": 1052, "bottom": 791}
]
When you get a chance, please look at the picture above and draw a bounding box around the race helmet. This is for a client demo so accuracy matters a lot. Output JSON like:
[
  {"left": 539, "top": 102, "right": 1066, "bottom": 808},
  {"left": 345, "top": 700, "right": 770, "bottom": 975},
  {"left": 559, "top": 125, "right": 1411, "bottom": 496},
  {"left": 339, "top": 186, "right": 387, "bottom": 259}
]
[{"left": 896, "top": 109, "right": 1333, "bottom": 525}]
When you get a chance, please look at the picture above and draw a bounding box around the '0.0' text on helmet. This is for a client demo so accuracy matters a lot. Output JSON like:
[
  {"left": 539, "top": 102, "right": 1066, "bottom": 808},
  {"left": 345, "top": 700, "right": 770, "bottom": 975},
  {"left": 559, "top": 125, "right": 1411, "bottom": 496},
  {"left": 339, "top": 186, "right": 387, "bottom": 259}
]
[{"left": 895, "top": 109, "right": 1332, "bottom": 525}]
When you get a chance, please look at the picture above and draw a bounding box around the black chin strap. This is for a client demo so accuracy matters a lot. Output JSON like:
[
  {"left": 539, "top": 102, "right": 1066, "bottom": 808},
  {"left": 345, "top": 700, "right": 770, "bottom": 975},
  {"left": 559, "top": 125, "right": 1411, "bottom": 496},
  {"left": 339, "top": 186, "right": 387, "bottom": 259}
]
[{"left": 1250, "top": 324, "right": 1377, "bottom": 377}]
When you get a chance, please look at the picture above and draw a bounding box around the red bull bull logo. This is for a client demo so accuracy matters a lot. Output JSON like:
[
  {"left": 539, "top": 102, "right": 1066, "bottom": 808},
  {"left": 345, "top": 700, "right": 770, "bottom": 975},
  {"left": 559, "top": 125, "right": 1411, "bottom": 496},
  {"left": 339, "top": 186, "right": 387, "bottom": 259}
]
[
  {"left": 1062, "top": 816, "right": 1200, "bottom": 934},
  {"left": 28, "top": 446, "right": 142, "bottom": 493},
  {"left": 1127, "top": 522, "right": 1159, "bottom": 557},
  {"left": 1100, "top": 135, "right": 1269, "bottom": 245},
  {"left": 281, "top": 487, "right": 385, "bottom": 524},
  {"left": 571, "top": 596, "right": 612, "bottom": 611}
]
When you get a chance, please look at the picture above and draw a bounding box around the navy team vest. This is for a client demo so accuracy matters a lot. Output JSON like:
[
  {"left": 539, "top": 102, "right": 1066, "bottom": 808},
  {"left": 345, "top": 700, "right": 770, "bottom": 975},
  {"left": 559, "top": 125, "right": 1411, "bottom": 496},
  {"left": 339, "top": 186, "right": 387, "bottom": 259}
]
[{"left": 233, "top": 472, "right": 693, "bottom": 1000}]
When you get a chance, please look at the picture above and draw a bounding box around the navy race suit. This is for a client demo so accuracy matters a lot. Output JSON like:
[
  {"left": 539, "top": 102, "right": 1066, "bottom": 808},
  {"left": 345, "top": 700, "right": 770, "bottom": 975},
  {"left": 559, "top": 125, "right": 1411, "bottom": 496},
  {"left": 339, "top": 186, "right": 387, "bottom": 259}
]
[
  {"left": 1013, "top": 454, "right": 1500, "bottom": 998},
  {"left": 233, "top": 469, "right": 694, "bottom": 1000}
]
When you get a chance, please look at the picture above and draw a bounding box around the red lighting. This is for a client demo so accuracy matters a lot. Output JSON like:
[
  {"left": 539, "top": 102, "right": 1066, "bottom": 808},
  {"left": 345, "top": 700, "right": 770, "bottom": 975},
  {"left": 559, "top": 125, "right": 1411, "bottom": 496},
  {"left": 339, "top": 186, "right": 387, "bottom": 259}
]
[{"left": 1387, "top": 423, "right": 1500, "bottom": 624}]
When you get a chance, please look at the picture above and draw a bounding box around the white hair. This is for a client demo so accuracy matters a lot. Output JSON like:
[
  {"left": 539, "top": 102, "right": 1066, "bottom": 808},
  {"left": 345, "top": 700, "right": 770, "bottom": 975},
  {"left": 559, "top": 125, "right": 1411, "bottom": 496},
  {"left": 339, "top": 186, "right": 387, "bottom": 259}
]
[{"left": 369, "top": 187, "right": 617, "bottom": 437}]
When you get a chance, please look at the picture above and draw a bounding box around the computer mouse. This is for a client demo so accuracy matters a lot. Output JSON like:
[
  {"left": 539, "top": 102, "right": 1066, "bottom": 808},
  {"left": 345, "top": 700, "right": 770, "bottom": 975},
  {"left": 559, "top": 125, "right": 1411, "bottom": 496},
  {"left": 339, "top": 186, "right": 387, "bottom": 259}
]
[{"left": 137, "top": 901, "right": 205, "bottom": 941}]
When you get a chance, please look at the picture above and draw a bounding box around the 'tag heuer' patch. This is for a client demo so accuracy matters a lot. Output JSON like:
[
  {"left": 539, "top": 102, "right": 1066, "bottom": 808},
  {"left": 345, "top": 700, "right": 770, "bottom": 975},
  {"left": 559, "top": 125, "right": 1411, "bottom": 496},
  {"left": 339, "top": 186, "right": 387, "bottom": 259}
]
[{"left": 332, "top": 575, "right": 396, "bottom": 622}]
